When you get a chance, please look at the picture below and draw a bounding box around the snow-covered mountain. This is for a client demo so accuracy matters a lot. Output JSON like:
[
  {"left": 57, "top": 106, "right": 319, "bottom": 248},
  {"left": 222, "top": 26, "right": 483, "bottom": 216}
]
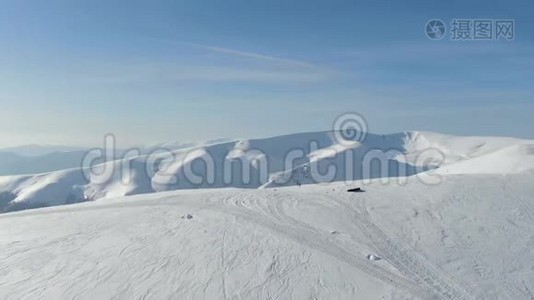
[
  {"left": 1, "top": 131, "right": 534, "bottom": 299},
  {"left": 0, "top": 130, "right": 533, "bottom": 212},
  {"left": 0, "top": 140, "right": 236, "bottom": 176},
  {"left": 0, "top": 144, "right": 90, "bottom": 157},
  {"left": 0, "top": 150, "right": 92, "bottom": 176}
]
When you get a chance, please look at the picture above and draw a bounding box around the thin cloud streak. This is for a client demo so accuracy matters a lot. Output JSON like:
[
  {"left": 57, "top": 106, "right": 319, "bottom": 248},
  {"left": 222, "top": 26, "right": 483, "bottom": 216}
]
[
  {"left": 89, "top": 64, "right": 334, "bottom": 84},
  {"left": 191, "top": 44, "right": 317, "bottom": 69},
  {"left": 150, "top": 38, "right": 320, "bottom": 69}
]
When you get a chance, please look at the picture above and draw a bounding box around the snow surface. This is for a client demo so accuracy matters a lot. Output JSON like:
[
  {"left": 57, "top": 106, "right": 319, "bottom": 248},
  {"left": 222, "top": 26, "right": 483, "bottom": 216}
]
[
  {"left": 1, "top": 174, "right": 533, "bottom": 299},
  {"left": 0, "top": 131, "right": 534, "bottom": 299},
  {"left": 1, "top": 130, "right": 533, "bottom": 211}
]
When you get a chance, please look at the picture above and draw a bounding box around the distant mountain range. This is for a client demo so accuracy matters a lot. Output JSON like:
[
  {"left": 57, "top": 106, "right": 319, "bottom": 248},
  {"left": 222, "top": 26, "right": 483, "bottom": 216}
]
[{"left": 0, "top": 130, "right": 533, "bottom": 212}]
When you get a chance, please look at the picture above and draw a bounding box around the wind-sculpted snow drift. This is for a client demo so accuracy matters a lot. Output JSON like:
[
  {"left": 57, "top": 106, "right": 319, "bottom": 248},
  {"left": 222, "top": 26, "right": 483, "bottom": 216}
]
[{"left": 0, "top": 130, "right": 533, "bottom": 212}]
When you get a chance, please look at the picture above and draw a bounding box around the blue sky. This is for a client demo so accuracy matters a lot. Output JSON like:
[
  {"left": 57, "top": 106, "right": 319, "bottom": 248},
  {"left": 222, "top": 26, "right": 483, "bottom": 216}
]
[{"left": 0, "top": 0, "right": 532, "bottom": 147}]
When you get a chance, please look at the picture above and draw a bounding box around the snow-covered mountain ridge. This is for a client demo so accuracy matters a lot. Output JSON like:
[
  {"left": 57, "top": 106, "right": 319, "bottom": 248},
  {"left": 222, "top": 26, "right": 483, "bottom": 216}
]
[{"left": 0, "top": 130, "right": 533, "bottom": 212}]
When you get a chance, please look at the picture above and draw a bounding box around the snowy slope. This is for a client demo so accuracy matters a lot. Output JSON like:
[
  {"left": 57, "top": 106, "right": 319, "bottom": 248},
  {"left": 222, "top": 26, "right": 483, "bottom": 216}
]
[
  {"left": 0, "top": 140, "right": 234, "bottom": 176},
  {"left": 0, "top": 174, "right": 533, "bottom": 299},
  {"left": 0, "top": 131, "right": 533, "bottom": 212},
  {"left": 435, "top": 143, "right": 534, "bottom": 175}
]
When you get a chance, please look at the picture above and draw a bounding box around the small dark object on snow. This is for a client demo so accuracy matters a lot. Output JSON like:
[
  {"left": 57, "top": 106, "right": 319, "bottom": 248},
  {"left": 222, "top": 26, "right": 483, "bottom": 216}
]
[
  {"left": 182, "top": 214, "right": 193, "bottom": 219},
  {"left": 367, "top": 254, "right": 382, "bottom": 261},
  {"left": 347, "top": 187, "right": 364, "bottom": 193}
]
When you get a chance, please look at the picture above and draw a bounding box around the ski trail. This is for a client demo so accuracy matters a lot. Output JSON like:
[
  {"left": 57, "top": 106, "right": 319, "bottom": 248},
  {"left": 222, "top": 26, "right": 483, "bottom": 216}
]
[
  {"left": 329, "top": 193, "right": 472, "bottom": 300},
  {"left": 203, "top": 192, "right": 428, "bottom": 298},
  {"left": 221, "top": 227, "right": 228, "bottom": 300}
]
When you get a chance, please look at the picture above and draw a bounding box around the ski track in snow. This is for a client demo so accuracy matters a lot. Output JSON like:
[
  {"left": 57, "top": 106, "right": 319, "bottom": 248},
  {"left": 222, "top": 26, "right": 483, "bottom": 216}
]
[
  {"left": 333, "top": 194, "right": 471, "bottom": 299},
  {"left": 0, "top": 192, "right": 409, "bottom": 299},
  {"left": 1, "top": 175, "right": 534, "bottom": 299},
  {"left": 210, "top": 193, "right": 426, "bottom": 297}
]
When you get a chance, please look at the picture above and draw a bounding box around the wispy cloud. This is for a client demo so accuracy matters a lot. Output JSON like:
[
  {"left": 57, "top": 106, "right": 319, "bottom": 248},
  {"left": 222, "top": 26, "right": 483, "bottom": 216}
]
[
  {"left": 87, "top": 39, "right": 339, "bottom": 84},
  {"left": 90, "top": 64, "right": 334, "bottom": 84},
  {"left": 184, "top": 43, "right": 317, "bottom": 69},
  {"left": 147, "top": 38, "right": 324, "bottom": 69}
]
